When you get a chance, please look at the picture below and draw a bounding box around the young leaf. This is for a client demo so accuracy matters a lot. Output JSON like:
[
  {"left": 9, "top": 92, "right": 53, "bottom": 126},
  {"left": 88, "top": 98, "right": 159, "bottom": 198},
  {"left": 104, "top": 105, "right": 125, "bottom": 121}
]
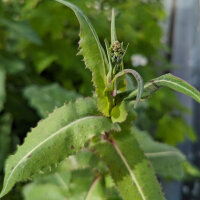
[
  {"left": 133, "top": 128, "right": 186, "bottom": 180},
  {"left": 125, "top": 73, "right": 200, "bottom": 103},
  {"left": 0, "top": 98, "right": 120, "bottom": 198},
  {"left": 111, "top": 101, "right": 128, "bottom": 123},
  {"left": 92, "top": 130, "right": 166, "bottom": 200},
  {"left": 0, "top": 68, "right": 6, "bottom": 112},
  {"left": 55, "top": 0, "right": 111, "bottom": 116}
]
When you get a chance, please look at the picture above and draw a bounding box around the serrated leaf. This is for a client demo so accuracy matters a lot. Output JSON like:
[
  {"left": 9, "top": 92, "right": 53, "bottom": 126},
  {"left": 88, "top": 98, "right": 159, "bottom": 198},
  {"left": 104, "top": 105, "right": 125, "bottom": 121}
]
[
  {"left": 24, "top": 83, "right": 81, "bottom": 118},
  {"left": 126, "top": 73, "right": 200, "bottom": 104},
  {"left": 0, "top": 98, "right": 120, "bottom": 198},
  {"left": 0, "top": 68, "right": 6, "bottom": 111},
  {"left": 133, "top": 128, "right": 186, "bottom": 180},
  {"left": 55, "top": 0, "right": 111, "bottom": 116},
  {"left": 93, "top": 130, "right": 166, "bottom": 200}
]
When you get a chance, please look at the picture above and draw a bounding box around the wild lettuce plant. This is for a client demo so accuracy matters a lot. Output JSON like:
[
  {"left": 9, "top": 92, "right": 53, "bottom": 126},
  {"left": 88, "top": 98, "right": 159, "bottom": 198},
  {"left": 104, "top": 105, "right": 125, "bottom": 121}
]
[{"left": 1, "top": 1, "right": 200, "bottom": 199}]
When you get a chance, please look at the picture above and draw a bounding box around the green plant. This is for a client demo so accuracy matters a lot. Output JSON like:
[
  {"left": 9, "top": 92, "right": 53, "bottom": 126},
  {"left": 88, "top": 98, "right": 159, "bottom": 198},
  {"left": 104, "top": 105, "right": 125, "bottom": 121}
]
[{"left": 1, "top": 1, "right": 200, "bottom": 199}]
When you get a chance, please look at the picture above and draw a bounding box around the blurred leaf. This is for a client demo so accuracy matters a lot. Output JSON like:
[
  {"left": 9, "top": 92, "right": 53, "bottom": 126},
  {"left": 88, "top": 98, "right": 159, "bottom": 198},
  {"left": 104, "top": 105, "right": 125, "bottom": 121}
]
[
  {"left": 0, "top": 18, "right": 42, "bottom": 45},
  {"left": 0, "top": 68, "right": 6, "bottom": 111},
  {"left": 24, "top": 83, "right": 81, "bottom": 118},
  {"left": 34, "top": 54, "right": 57, "bottom": 73},
  {"left": 23, "top": 168, "right": 105, "bottom": 200},
  {"left": 0, "top": 98, "right": 120, "bottom": 198},
  {"left": 156, "top": 115, "right": 196, "bottom": 145},
  {"left": 183, "top": 162, "right": 200, "bottom": 179},
  {"left": 23, "top": 183, "right": 66, "bottom": 200},
  {"left": 0, "top": 57, "right": 25, "bottom": 75},
  {"left": 0, "top": 113, "right": 12, "bottom": 171},
  {"left": 133, "top": 128, "right": 186, "bottom": 180}
]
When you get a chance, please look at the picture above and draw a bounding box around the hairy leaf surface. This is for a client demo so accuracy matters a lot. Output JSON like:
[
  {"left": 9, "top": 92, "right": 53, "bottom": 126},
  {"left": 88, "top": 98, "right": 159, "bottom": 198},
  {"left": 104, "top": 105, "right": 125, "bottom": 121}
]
[
  {"left": 126, "top": 73, "right": 200, "bottom": 103},
  {"left": 0, "top": 98, "right": 120, "bottom": 198},
  {"left": 133, "top": 128, "right": 186, "bottom": 180},
  {"left": 55, "top": 0, "right": 111, "bottom": 116},
  {"left": 93, "top": 130, "right": 165, "bottom": 200}
]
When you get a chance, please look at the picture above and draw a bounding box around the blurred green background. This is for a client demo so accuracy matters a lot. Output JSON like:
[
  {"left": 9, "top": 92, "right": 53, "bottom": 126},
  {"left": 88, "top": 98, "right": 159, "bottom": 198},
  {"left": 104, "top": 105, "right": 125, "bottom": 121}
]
[{"left": 0, "top": 0, "right": 198, "bottom": 199}]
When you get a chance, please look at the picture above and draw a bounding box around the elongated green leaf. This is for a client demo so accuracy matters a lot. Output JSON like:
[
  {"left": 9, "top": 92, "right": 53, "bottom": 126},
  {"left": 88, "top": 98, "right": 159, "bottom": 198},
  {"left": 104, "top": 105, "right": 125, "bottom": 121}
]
[
  {"left": 133, "top": 128, "right": 186, "bottom": 180},
  {"left": 0, "top": 68, "right": 6, "bottom": 112},
  {"left": 0, "top": 98, "right": 120, "bottom": 198},
  {"left": 24, "top": 84, "right": 81, "bottom": 118},
  {"left": 125, "top": 73, "right": 200, "bottom": 103},
  {"left": 55, "top": 0, "right": 111, "bottom": 116},
  {"left": 93, "top": 130, "right": 165, "bottom": 200}
]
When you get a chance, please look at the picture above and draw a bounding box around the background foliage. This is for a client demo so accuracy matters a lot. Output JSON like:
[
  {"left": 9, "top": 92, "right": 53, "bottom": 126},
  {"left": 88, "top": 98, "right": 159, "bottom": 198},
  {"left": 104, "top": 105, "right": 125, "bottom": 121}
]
[{"left": 0, "top": 0, "right": 197, "bottom": 199}]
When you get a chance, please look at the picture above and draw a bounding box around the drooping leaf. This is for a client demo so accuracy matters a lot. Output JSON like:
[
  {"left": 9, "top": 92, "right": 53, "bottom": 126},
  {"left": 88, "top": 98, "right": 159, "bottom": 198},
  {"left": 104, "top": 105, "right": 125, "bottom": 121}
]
[
  {"left": 24, "top": 83, "right": 81, "bottom": 118},
  {"left": 133, "top": 128, "right": 186, "bottom": 180},
  {"left": 0, "top": 68, "right": 6, "bottom": 111},
  {"left": 113, "top": 69, "right": 143, "bottom": 108},
  {"left": 92, "top": 130, "right": 166, "bottom": 200},
  {"left": 0, "top": 98, "right": 120, "bottom": 198},
  {"left": 55, "top": 0, "right": 111, "bottom": 116},
  {"left": 125, "top": 73, "right": 200, "bottom": 104}
]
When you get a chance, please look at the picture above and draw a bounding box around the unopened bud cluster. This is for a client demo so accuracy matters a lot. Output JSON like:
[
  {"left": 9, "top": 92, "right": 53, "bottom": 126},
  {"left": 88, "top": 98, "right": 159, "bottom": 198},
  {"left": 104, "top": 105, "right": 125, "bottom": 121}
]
[{"left": 110, "top": 41, "right": 124, "bottom": 65}]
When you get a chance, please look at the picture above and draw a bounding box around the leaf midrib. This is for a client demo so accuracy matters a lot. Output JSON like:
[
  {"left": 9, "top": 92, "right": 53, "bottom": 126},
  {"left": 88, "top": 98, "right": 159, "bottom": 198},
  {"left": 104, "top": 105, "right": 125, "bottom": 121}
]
[
  {"left": 1, "top": 116, "right": 100, "bottom": 195},
  {"left": 153, "top": 79, "right": 200, "bottom": 102},
  {"left": 112, "top": 140, "right": 146, "bottom": 200}
]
